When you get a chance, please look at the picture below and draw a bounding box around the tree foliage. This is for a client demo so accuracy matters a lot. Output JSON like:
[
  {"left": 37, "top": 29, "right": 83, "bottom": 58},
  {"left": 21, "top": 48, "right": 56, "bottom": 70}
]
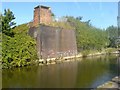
[
  {"left": 2, "top": 33, "right": 38, "bottom": 68},
  {"left": 2, "top": 24, "right": 38, "bottom": 68},
  {"left": 2, "top": 9, "right": 16, "bottom": 37},
  {"left": 106, "top": 26, "right": 118, "bottom": 47},
  {"left": 66, "top": 16, "right": 109, "bottom": 52},
  {"left": 2, "top": 9, "right": 38, "bottom": 68},
  {"left": 76, "top": 16, "right": 83, "bottom": 21}
]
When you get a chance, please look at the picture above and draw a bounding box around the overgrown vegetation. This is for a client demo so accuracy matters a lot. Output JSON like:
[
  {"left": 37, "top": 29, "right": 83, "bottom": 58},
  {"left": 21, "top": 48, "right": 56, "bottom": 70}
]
[
  {"left": 65, "top": 16, "right": 110, "bottom": 52},
  {"left": 40, "top": 17, "right": 74, "bottom": 30},
  {"left": 106, "top": 26, "right": 119, "bottom": 48},
  {"left": 48, "top": 21, "right": 74, "bottom": 30},
  {"left": 105, "top": 48, "right": 117, "bottom": 54},
  {"left": 2, "top": 9, "right": 38, "bottom": 69},
  {"left": 2, "top": 9, "right": 16, "bottom": 37},
  {"left": 2, "top": 33, "right": 38, "bottom": 68}
]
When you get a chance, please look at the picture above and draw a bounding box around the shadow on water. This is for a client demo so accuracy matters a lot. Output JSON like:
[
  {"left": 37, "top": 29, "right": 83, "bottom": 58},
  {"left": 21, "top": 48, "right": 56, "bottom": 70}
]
[{"left": 2, "top": 54, "right": 119, "bottom": 88}]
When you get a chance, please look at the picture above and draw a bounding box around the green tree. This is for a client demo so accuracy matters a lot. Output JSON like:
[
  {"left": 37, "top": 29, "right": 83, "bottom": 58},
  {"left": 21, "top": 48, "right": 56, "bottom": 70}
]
[
  {"left": 85, "top": 20, "right": 91, "bottom": 26},
  {"left": 2, "top": 33, "right": 38, "bottom": 68},
  {"left": 2, "top": 9, "right": 16, "bottom": 37},
  {"left": 106, "top": 25, "right": 118, "bottom": 47},
  {"left": 2, "top": 9, "right": 38, "bottom": 68},
  {"left": 65, "top": 16, "right": 109, "bottom": 52},
  {"left": 76, "top": 16, "right": 83, "bottom": 21}
]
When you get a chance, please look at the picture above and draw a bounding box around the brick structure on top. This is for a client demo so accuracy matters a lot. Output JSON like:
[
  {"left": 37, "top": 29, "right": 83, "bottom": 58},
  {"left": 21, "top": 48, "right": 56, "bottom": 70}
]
[
  {"left": 33, "top": 5, "right": 52, "bottom": 27},
  {"left": 29, "top": 5, "right": 77, "bottom": 59}
]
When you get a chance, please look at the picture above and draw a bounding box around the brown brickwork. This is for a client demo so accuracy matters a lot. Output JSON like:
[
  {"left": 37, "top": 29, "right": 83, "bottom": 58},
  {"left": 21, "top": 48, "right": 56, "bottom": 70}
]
[{"left": 33, "top": 5, "right": 52, "bottom": 26}]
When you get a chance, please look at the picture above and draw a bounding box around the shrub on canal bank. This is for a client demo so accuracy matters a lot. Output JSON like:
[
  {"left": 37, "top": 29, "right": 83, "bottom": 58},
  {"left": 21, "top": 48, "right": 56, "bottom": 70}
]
[
  {"left": 2, "top": 33, "right": 38, "bottom": 69},
  {"left": 1, "top": 9, "right": 38, "bottom": 68},
  {"left": 105, "top": 48, "right": 117, "bottom": 54},
  {"left": 81, "top": 50, "right": 90, "bottom": 57},
  {"left": 2, "top": 24, "right": 39, "bottom": 68}
]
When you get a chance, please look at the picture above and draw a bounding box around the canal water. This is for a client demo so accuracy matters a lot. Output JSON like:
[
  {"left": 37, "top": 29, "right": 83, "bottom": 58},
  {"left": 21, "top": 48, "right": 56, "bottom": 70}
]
[{"left": 2, "top": 54, "right": 119, "bottom": 88}]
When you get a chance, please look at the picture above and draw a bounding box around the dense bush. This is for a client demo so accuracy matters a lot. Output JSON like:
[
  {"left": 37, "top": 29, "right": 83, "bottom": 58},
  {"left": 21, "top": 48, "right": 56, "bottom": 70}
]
[
  {"left": 106, "top": 26, "right": 118, "bottom": 47},
  {"left": 1, "top": 8, "right": 38, "bottom": 69},
  {"left": 81, "top": 50, "right": 90, "bottom": 57},
  {"left": 13, "top": 24, "right": 29, "bottom": 34},
  {"left": 2, "top": 21, "right": 38, "bottom": 68},
  {"left": 105, "top": 48, "right": 117, "bottom": 54},
  {"left": 65, "top": 16, "right": 109, "bottom": 52},
  {"left": 2, "top": 33, "right": 38, "bottom": 68}
]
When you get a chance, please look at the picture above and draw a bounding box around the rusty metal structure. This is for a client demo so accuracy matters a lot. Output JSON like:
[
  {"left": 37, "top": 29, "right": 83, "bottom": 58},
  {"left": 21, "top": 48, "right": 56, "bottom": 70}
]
[{"left": 29, "top": 5, "right": 77, "bottom": 59}]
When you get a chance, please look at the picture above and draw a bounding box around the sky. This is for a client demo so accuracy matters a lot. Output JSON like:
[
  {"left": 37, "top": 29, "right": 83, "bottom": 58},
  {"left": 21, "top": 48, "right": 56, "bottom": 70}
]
[{"left": 1, "top": 2, "right": 118, "bottom": 29}]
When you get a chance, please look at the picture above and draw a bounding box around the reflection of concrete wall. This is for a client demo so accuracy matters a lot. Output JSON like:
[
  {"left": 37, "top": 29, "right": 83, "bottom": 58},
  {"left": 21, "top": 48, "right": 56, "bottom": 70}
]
[
  {"left": 37, "top": 61, "right": 78, "bottom": 88},
  {"left": 29, "top": 25, "right": 77, "bottom": 59}
]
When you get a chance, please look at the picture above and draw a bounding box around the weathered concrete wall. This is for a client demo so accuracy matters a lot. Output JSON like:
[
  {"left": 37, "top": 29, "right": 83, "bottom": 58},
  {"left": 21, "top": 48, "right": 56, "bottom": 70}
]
[
  {"left": 30, "top": 5, "right": 77, "bottom": 59},
  {"left": 29, "top": 25, "right": 77, "bottom": 59}
]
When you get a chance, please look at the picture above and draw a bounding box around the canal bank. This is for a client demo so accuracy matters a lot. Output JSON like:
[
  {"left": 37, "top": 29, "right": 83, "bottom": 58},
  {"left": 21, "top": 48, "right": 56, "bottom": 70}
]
[{"left": 37, "top": 50, "right": 119, "bottom": 65}]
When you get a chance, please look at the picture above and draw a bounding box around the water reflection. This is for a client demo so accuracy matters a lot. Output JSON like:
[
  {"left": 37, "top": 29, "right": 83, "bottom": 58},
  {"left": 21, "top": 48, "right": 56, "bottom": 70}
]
[{"left": 2, "top": 55, "right": 119, "bottom": 88}]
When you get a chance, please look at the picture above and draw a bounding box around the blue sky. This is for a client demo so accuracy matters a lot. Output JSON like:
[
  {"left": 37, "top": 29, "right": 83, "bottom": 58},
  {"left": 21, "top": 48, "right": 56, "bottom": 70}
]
[{"left": 2, "top": 2, "right": 118, "bottom": 29}]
